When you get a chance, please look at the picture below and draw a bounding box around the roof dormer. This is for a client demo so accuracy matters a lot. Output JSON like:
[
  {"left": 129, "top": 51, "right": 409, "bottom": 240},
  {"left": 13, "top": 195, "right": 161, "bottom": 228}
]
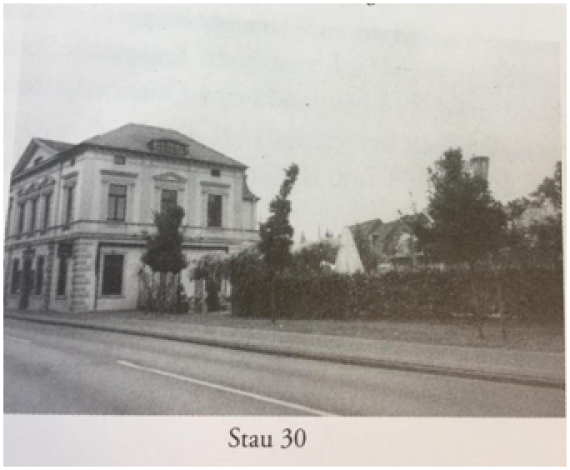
[{"left": 148, "top": 139, "right": 188, "bottom": 156}]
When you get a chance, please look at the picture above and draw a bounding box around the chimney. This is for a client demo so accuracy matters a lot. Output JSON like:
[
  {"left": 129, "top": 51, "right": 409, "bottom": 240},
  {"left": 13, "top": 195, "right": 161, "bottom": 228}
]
[{"left": 470, "top": 155, "right": 490, "bottom": 181}]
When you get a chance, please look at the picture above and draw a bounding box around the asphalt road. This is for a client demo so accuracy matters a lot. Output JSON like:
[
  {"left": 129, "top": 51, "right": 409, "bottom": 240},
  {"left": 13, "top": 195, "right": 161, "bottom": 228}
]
[{"left": 4, "top": 318, "right": 565, "bottom": 416}]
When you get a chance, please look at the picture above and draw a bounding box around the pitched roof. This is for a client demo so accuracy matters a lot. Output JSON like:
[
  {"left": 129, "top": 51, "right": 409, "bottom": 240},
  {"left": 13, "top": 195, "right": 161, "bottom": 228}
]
[
  {"left": 35, "top": 138, "right": 74, "bottom": 153},
  {"left": 83, "top": 123, "right": 247, "bottom": 168},
  {"left": 349, "top": 218, "right": 383, "bottom": 239}
]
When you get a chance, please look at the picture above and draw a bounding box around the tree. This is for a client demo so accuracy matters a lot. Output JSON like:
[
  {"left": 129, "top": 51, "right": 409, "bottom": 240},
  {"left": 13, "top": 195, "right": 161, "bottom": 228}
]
[
  {"left": 291, "top": 240, "right": 339, "bottom": 274},
  {"left": 141, "top": 206, "right": 187, "bottom": 312},
  {"left": 411, "top": 148, "right": 507, "bottom": 337},
  {"left": 532, "top": 161, "right": 562, "bottom": 210},
  {"left": 191, "top": 252, "right": 229, "bottom": 312},
  {"left": 259, "top": 163, "right": 300, "bottom": 323},
  {"left": 419, "top": 148, "right": 506, "bottom": 265}
]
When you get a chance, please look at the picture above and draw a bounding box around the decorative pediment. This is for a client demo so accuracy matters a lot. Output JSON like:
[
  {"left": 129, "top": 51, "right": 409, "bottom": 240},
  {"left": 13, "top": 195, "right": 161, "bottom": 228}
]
[
  {"left": 38, "top": 175, "right": 56, "bottom": 188},
  {"left": 153, "top": 172, "right": 187, "bottom": 184}
]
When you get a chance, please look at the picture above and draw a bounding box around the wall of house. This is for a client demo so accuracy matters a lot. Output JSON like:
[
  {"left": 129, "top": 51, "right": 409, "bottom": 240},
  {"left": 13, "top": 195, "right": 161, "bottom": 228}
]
[
  {"left": 77, "top": 149, "right": 256, "bottom": 231},
  {"left": 6, "top": 145, "right": 259, "bottom": 314}
]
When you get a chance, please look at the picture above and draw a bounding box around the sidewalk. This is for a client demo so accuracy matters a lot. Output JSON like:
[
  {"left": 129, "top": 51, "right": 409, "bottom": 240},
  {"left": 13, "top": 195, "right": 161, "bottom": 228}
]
[{"left": 4, "top": 309, "right": 565, "bottom": 389}]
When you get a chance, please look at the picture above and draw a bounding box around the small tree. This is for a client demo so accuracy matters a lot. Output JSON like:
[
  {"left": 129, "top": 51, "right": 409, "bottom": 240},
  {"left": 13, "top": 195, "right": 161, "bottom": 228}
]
[
  {"left": 141, "top": 206, "right": 187, "bottom": 312},
  {"left": 259, "top": 163, "right": 300, "bottom": 323},
  {"left": 191, "top": 252, "right": 229, "bottom": 312}
]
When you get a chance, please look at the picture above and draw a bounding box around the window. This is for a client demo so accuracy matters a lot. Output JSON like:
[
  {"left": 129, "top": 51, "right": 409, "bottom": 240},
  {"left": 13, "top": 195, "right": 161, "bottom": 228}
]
[
  {"left": 7, "top": 198, "right": 13, "bottom": 235},
  {"left": 101, "top": 254, "right": 124, "bottom": 296},
  {"left": 17, "top": 203, "right": 25, "bottom": 235},
  {"left": 149, "top": 139, "right": 188, "bottom": 156},
  {"left": 114, "top": 155, "right": 126, "bottom": 165},
  {"left": 211, "top": 168, "right": 221, "bottom": 177},
  {"left": 70, "top": 158, "right": 75, "bottom": 167},
  {"left": 34, "top": 157, "right": 44, "bottom": 166},
  {"left": 43, "top": 193, "right": 51, "bottom": 229},
  {"left": 207, "top": 194, "right": 222, "bottom": 228},
  {"left": 30, "top": 198, "right": 38, "bottom": 232},
  {"left": 11, "top": 259, "right": 20, "bottom": 294},
  {"left": 108, "top": 184, "right": 127, "bottom": 221},
  {"left": 161, "top": 189, "right": 178, "bottom": 213},
  {"left": 57, "top": 258, "right": 68, "bottom": 296},
  {"left": 65, "top": 186, "right": 75, "bottom": 225},
  {"left": 35, "top": 256, "right": 45, "bottom": 295}
]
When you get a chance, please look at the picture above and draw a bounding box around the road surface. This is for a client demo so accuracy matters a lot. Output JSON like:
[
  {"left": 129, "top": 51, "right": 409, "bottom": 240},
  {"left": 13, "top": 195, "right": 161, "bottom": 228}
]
[{"left": 4, "top": 318, "right": 565, "bottom": 416}]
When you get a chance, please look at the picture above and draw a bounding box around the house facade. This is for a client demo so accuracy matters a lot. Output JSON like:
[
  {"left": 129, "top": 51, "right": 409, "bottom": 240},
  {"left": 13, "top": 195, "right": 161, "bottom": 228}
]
[{"left": 5, "top": 123, "right": 259, "bottom": 313}]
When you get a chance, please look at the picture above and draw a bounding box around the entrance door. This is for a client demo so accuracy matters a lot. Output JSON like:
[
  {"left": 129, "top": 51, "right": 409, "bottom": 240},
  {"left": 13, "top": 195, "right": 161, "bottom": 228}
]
[{"left": 19, "top": 259, "right": 32, "bottom": 310}]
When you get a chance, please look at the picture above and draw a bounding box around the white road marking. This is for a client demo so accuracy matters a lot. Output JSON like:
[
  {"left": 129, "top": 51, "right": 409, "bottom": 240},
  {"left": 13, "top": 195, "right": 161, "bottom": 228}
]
[
  {"left": 4, "top": 335, "right": 31, "bottom": 344},
  {"left": 117, "top": 360, "right": 338, "bottom": 417}
]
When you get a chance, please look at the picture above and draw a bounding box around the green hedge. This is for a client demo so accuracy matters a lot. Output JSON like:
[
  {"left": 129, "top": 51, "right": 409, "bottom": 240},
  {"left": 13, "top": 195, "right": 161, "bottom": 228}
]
[{"left": 231, "top": 268, "right": 564, "bottom": 322}]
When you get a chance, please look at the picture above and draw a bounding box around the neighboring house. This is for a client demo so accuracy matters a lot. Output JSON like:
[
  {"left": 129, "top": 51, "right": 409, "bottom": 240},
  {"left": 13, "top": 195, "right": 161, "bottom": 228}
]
[
  {"left": 517, "top": 200, "right": 559, "bottom": 229},
  {"left": 351, "top": 215, "right": 424, "bottom": 270},
  {"left": 5, "top": 123, "right": 259, "bottom": 313}
]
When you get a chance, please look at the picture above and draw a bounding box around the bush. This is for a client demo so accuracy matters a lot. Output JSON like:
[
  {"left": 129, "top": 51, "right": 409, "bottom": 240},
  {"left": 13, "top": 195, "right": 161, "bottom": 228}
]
[{"left": 231, "top": 267, "right": 563, "bottom": 323}]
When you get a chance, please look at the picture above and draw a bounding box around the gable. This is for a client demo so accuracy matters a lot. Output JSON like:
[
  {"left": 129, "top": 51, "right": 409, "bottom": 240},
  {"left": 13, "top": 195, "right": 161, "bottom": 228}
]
[{"left": 13, "top": 138, "right": 74, "bottom": 176}]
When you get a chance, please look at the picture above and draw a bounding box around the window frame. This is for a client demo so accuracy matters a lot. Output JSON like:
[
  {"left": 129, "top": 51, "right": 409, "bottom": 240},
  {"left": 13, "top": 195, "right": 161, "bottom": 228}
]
[
  {"left": 65, "top": 186, "right": 75, "bottom": 226},
  {"left": 30, "top": 198, "right": 38, "bottom": 233},
  {"left": 161, "top": 189, "right": 178, "bottom": 214},
  {"left": 17, "top": 202, "right": 25, "bottom": 235},
  {"left": 10, "top": 259, "right": 20, "bottom": 294},
  {"left": 35, "top": 256, "right": 45, "bottom": 295},
  {"left": 101, "top": 254, "right": 125, "bottom": 296},
  {"left": 43, "top": 193, "right": 52, "bottom": 230},
  {"left": 207, "top": 193, "right": 223, "bottom": 228},
  {"left": 107, "top": 183, "right": 128, "bottom": 222},
  {"left": 56, "top": 257, "right": 68, "bottom": 297}
]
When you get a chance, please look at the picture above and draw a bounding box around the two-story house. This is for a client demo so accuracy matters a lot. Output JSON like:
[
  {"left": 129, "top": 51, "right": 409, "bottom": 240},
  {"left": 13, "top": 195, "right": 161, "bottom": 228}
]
[{"left": 5, "top": 123, "right": 259, "bottom": 313}]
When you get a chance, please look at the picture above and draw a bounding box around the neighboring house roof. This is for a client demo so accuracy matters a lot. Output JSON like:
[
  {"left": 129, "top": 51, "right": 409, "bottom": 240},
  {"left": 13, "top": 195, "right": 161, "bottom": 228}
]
[
  {"left": 349, "top": 218, "right": 383, "bottom": 239},
  {"left": 352, "top": 214, "right": 426, "bottom": 261},
  {"left": 83, "top": 123, "right": 247, "bottom": 169}
]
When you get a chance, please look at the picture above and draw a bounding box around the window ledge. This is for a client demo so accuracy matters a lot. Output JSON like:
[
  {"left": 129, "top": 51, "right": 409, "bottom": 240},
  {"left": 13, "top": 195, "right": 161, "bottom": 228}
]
[{"left": 98, "top": 294, "right": 125, "bottom": 299}]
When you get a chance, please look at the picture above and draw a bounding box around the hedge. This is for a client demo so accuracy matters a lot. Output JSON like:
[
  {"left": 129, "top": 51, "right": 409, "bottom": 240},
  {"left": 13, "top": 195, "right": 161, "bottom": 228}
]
[{"left": 230, "top": 267, "right": 564, "bottom": 322}]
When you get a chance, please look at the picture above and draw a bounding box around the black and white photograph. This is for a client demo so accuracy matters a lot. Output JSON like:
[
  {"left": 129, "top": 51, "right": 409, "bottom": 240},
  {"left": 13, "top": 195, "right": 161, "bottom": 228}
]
[{"left": 3, "top": 3, "right": 566, "bottom": 466}]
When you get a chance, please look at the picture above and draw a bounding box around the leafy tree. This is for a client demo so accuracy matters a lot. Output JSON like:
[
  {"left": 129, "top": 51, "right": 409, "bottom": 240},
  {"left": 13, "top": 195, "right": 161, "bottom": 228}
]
[
  {"left": 352, "top": 225, "right": 378, "bottom": 273},
  {"left": 533, "top": 161, "right": 562, "bottom": 210},
  {"left": 141, "top": 206, "right": 187, "bottom": 312},
  {"left": 411, "top": 148, "right": 506, "bottom": 337},
  {"left": 418, "top": 148, "right": 506, "bottom": 265},
  {"left": 259, "top": 163, "right": 300, "bottom": 323},
  {"left": 504, "top": 161, "right": 562, "bottom": 267}
]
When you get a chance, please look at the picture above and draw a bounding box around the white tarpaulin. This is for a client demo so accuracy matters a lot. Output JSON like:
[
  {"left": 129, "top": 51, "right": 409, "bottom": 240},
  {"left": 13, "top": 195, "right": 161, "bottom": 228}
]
[{"left": 335, "top": 226, "right": 364, "bottom": 274}]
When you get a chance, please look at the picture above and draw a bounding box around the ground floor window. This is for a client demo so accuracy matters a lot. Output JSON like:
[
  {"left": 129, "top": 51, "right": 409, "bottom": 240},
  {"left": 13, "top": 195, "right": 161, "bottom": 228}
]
[
  {"left": 57, "top": 258, "right": 68, "bottom": 296},
  {"left": 102, "top": 254, "right": 124, "bottom": 296},
  {"left": 35, "top": 256, "right": 45, "bottom": 295},
  {"left": 11, "top": 259, "right": 20, "bottom": 294}
]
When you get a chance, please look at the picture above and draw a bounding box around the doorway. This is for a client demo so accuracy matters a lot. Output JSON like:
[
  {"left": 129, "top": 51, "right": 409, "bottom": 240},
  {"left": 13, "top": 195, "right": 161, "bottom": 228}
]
[{"left": 19, "top": 259, "right": 32, "bottom": 310}]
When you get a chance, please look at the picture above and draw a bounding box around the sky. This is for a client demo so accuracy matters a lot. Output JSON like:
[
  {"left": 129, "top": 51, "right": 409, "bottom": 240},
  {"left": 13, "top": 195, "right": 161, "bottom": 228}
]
[{"left": 4, "top": 4, "right": 565, "bottom": 242}]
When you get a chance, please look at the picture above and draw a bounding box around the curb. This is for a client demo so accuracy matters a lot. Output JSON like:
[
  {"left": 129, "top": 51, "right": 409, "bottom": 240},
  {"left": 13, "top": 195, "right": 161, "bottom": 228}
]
[{"left": 5, "top": 314, "right": 565, "bottom": 390}]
